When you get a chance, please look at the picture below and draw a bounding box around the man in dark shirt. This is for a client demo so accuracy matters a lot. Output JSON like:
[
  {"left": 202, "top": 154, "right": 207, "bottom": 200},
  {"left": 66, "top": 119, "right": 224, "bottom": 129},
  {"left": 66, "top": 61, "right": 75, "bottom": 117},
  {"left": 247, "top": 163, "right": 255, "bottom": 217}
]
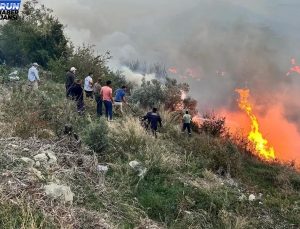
[
  {"left": 70, "top": 79, "right": 84, "bottom": 114},
  {"left": 143, "top": 107, "right": 162, "bottom": 138},
  {"left": 65, "top": 67, "right": 76, "bottom": 98}
]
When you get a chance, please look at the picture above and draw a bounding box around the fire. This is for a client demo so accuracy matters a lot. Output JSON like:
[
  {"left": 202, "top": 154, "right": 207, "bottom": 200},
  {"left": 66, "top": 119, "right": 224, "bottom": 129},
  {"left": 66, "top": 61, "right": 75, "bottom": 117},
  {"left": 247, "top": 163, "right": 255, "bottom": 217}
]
[
  {"left": 174, "top": 90, "right": 187, "bottom": 111},
  {"left": 192, "top": 115, "right": 211, "bottom": 127},
  {"left": 168, "top": 67, "right": 178, "bottom": 74},
  {"left": 286, "top": 57, "right": 300, "bottom": 76},
  {"left": 192, "top": 115, "right": 202, "bottom": 127},
  {"left": 181, "top": 90, "right": 187, "bottom": 100},
  {"left": 236, "top": 88, "right": 276, "bottom": 161}
]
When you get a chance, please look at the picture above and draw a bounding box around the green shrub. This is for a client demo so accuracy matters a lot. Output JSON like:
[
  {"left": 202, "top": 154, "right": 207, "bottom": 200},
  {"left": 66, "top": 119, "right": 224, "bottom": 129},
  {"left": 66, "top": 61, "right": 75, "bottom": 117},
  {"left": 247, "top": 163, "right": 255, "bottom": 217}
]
[
  {"left": 208, "top": 140, "right": 242, "bottom": 177},
  {"left": 3, "top": 81, "right": 86, "bottom": 138},
  {"left": 82, "top": 118, "right": 109, "bottom": 154},
  {"left": 0, "top": 200, "right": 56, "bottom": 228},
  {"left": 136, "top": 167, "right": 184, "bottom": 224}
]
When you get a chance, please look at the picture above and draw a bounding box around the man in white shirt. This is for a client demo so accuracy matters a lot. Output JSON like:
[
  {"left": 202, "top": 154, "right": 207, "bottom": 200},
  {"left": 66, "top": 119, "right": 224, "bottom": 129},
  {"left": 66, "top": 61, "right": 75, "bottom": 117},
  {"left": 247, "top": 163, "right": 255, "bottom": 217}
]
[
  {"left": 84, "top": 72, "right": 93, "bottom": 99},
  {"left": 27, "top": 63, "right": 40, "bottom": 90},
  {"left": 182, "top": 110, "right": 192, "bottom": 135}
]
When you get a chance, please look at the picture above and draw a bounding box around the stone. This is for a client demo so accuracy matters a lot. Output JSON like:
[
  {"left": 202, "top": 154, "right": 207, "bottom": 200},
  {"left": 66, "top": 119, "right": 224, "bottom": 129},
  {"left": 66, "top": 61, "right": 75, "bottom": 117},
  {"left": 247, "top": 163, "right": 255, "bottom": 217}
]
[
  {"left": 29, "top": 168, "right": 45, "bottom": 180},
  {"left": 35, "top": 161, "right": 41, "bottom": 167},
  {"left": 129, "top": 160, "right": 147, "bottom": 177},
  {"left": 8, "top": 143, "right": 18, "bottom": 149},
  {"left": 44, "top": 183, "right": 74, "bottom": 203},
  {"left": 249, "top": 194, "right": 256, "bottom": 201},
  {"left": 34, "top": 150, "right": 57, "bottom": 167},
  {"left": 97, "top": 164, "right": 109, "bottom": 173},
  {"left": 20, "top": 157, "right": 35, "bottom": 167}
]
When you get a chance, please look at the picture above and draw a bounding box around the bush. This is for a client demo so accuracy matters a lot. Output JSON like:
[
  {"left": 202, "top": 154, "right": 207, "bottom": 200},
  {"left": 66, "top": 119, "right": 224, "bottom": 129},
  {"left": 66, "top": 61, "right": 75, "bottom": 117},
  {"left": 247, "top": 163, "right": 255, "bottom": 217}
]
[
  {"left": 136, "top": 167, "right": 185, "bottom": 225},
  {"left": 199, "top": 112, "right": 226, "bottom": 137},
  {"left": 0, "top": 0, "right": 68, "bottom": 67},
  {"left": 208, "top": 139, "right": 242, "bottom": 177},
  {"left": 82, "top": 119, "right": 109, "bottom": 154},
  {"left": 3, "top": 80, "right": 91, "bottom": 139},
  {"left": 0, "top": 200, "right": 56, "bottom": 228}
]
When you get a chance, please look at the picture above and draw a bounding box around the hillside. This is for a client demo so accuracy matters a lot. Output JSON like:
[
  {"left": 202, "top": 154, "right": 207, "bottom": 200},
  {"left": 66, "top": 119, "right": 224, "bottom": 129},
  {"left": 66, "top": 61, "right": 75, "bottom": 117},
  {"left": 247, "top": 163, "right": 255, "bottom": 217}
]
[
  {"left": 0, "top": 2, "right": 300, "bottom": 228},
  {"left": 0, "top": 73, "right": 300, "bottom": 229}
]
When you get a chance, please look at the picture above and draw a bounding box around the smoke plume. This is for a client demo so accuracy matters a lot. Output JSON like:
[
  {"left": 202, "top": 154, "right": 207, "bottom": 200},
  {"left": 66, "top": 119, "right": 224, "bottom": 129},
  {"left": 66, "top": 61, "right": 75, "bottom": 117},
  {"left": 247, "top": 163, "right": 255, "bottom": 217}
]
[{"left": 39, "top": 0, "right": 300, "bottom": 161}]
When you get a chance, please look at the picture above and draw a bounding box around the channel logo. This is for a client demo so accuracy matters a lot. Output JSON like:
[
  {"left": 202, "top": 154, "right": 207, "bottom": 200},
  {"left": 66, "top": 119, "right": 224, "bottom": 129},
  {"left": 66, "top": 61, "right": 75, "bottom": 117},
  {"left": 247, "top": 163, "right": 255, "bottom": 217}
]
[{"left": 0, "top": 0, "right": 21, "bottom": 20}]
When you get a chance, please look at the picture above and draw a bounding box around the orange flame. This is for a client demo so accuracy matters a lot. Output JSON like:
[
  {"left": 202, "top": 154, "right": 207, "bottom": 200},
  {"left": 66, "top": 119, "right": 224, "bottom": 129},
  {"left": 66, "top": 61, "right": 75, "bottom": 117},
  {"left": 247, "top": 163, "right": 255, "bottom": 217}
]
[
  {"left": 168, "top": 67, "right": 178, "bottom": 74},
  {"left": 287, "top": 58, "right": 300, "bottom": 76},
  {"left": 236, "top": 88, "right": 276, "bottom": 161},
  {"left": 192, "top": 115, "right": 202, "bottom": 127}
]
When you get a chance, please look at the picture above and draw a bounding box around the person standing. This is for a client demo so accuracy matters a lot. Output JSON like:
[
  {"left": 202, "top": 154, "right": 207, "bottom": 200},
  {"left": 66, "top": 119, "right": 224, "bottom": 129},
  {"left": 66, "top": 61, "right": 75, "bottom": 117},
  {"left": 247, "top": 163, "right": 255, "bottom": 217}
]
[
  {"left": 114, "top": 85, "right": 127, "bottom": 113},
  {"left": 143, "top": 108, "right": 162, "bottom": 138},
  {"left": 65, "top": 67, "right": 76, "bottom": 98},
  {"left": 70, "top": 79, "right": 84, "bottom": 115},
  {"left": 100, "top": 80, "right": 113, "bottom": 121},
  {"left": 93, "top": 78, "right": 102, "bottom": 117},
  {"left": 182, "top": 110, "right": 192, "bottom": 135},
  {"left": 84, "top": 73, "right": 94, "bottom": 99},
  {"left": 27, "top": 62, "right": 40, "bottom": 91}
]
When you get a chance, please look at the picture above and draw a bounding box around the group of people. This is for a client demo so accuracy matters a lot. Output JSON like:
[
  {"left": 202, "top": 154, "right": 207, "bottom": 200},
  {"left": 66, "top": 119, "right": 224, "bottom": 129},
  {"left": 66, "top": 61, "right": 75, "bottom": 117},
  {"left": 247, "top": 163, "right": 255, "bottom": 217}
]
[
  {"left": 65, "top": 67, "right": 127, "bottom": 120},
  {"left": 27, "top": 63, "right": 193, "bottom": 137}
]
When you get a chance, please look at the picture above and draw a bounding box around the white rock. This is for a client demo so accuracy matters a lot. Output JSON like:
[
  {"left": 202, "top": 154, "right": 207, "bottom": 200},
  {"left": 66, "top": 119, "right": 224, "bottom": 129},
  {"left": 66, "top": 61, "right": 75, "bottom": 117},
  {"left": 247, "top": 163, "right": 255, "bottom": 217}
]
[
  {"left": 129, "top": 160, "right": 140, "bottom": 169},
  {"left": 8, "top": 70, "right": 18, "bottom": 76},
  {"left": 29, "top": 168, "right": 45, "bottom": 180},
  {"left": 21, "top": 157, "right": 34, "bottom": 167},
  {"left": 35, "top": 161, "right": 41, "bottom": 167},
  {"left": 44, "top": 183, "right": 74, "bottom": 203},
  {"left": 23, "top": 148, "right": 30, "bottom": 152},
  {"left": 249, "top": 194, "right": 256, "bottom": 201},
  {"left": 97, "top": 165, "right": 109, "bottom": 173},
  {"left": 9, "top": 76, "right": 20, "bottom": 81},
  {"left": 34, "top": 150, "right": 57, "bottom": 167},
  {"left": 129, "top": 161, "right": 147, "bottom": 177},
  {"left": 8, "top": 144, "right": 18, "bottom": 149}
]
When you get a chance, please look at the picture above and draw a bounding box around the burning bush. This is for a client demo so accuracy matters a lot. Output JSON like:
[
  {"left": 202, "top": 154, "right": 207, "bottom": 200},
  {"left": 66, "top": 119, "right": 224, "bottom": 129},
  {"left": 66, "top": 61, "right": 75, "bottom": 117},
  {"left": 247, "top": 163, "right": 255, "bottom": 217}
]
[{"left": 196, "top": 112, "right": 227, "bottom": 138}]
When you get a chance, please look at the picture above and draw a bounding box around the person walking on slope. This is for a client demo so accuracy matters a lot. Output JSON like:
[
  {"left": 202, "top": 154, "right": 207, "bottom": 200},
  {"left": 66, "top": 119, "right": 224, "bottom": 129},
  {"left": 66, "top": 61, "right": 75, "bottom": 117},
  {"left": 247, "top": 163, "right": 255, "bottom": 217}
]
[
  {"left": 93, "top": 78, "right": 102, "bottom": 117},
  {"left": 143, "top": 108, "right": 162, "bottom": 138},
  {"left": 182, "top": 110, "right": 192, "bottom": 136},
  {"left": 84, "top": 73, "right": 94, "bottom": 99},
  {"left": 114, "top": 85, "right": 127, "bottom": 113},
  {"left": 70, "top": 79, "right": 85, "bottom": 115},
  {"left": 65, "top": 67, "right": 76, "bottom": 98},
  {"left": 100, "top": 80, "right": 113, "bottom": 121},
  {"left": 28, "top": 62, "right": 40, "bottom": 91}
]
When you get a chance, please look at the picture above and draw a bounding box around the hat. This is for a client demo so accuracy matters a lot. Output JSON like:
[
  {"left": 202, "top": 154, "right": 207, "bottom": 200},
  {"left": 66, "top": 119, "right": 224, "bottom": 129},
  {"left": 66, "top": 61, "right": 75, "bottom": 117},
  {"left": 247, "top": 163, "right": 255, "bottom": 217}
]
[
  {"left": 70, "top": 67, "right": 77, "bottom": 72},
  {"left": 33, "top": 62, "right": 39, "bottom": 66}
]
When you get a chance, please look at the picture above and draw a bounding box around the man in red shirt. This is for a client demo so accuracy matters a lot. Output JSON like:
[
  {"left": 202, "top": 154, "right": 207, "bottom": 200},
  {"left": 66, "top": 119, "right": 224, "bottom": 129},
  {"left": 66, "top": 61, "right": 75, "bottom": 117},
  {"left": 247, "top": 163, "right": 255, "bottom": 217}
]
[{"left": 100, "top": 80, "right": 114, "bottom": 121}]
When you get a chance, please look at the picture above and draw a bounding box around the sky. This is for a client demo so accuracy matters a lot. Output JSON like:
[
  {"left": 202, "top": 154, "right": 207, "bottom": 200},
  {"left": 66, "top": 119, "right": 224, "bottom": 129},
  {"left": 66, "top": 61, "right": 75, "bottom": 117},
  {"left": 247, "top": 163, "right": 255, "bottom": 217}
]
[{"left": 39, "top": 0, "right": 300, "bottom": 161}]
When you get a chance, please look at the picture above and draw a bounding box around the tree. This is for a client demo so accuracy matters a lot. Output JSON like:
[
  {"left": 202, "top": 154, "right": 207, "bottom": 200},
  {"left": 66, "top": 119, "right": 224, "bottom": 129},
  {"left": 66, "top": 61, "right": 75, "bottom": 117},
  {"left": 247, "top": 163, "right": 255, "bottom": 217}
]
[
  {"left": 0, "top": 0, "right": 68, "bottom": 67},
  {"left": 164, "top": 78, "right": 189, "bottom": 111},
  {"left": 183, "top": 97, "right": 198, "bottom": 116},
  {"left": 131, "top": 78, "right": 166, "bottom": 109}
]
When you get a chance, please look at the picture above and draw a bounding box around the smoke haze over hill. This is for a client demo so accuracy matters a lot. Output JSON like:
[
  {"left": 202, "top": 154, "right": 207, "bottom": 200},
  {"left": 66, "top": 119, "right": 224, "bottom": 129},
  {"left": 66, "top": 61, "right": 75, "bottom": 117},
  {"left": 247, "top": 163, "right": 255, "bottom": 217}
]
[{"left": 40, "top": 0, "right": 300, "bottom": 160}]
